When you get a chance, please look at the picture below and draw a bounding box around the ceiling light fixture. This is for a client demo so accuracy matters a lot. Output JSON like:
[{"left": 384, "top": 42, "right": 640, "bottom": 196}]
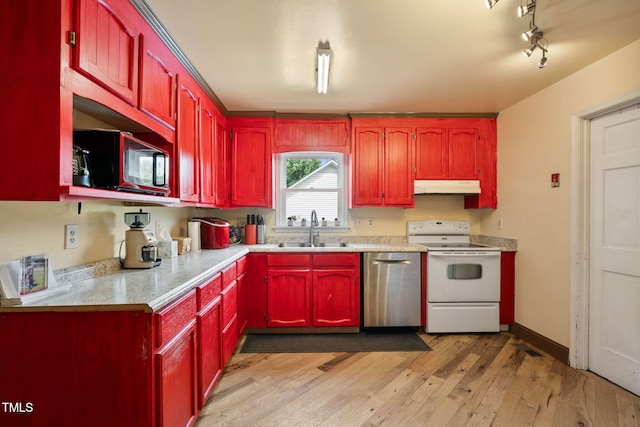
[
  {"left": 517, "top": 0, "right": 536, "bottom": 18},
  {"left": 537, "top": 50, "right": 548, "bottom": 68},
  {"left": 521, "top": 25, "right": 539, "bottom": 41},
  {"left": 485, "top": 0, "right": 500, "bottom": 10},
  {"left": 317, "top": 44, "right": 332, "bottom": 94},
  {"left": 522, "top": 31, "right": 543, "bottom": 56}
]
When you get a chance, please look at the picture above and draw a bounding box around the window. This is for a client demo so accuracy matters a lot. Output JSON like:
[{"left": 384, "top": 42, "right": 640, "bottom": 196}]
[{"left": 275, "top": 152, "right": 347, "bottom": 229}]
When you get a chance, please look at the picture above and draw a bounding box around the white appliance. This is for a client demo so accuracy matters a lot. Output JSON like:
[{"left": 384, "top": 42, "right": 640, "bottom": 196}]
[
  {"left": 407, "top": 220, "right": 501, "bottom": 333},
  {"left": 413, "top": 180, "right": 481, "bottom": 195}
]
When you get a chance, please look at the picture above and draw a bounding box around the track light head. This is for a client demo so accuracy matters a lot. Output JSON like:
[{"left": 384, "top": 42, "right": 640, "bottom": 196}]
[
  {"left": 522, "top": 44, "right": 538, "bottom": 57},
  {"left": 485, "top": 0, "right": 500, "bottom": 10},
  {"left": 537, "top": 51, "right": 548, "bottom": 68},
  {"left": 521, "top": 26, "right": 539, "bottom": 41},
  {"left": 517, "top": 1, "right": 536, "bottom": 18}
]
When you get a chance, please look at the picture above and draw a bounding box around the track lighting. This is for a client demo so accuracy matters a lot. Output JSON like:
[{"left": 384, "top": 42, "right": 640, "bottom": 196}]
[
  {"left": 517, "top": 1, "right": 536, "bottom": 18},
  {"left": 537, "top": 50, "right": 548, "bottom": 68},
  {"left": 522, "top": 43, "right": 538, "bottom": 57},
  {"left": 485, "top": 0, "right": 500, "bottom": 9},
  {"left": 521, "top": 25, "right": 539, "bottom": 41}
]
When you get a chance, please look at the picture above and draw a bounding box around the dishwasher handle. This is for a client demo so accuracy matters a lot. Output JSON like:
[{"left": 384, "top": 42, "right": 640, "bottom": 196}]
[{"left": 372, "top": 259, "right": 413, "bottom": 265}]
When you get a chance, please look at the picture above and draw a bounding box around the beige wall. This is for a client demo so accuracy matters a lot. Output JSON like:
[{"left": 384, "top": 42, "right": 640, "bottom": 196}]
[
  {"left": 0, "top": 201, "right": 193, "bottom": 270},
  {"left": 480, "top": 39, "right": 640, "bottom": 347}
]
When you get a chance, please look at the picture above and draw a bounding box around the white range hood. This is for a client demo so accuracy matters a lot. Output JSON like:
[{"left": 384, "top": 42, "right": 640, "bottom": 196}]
[{"left": 413, "top": 180, "right": 481, "bottom": 195}]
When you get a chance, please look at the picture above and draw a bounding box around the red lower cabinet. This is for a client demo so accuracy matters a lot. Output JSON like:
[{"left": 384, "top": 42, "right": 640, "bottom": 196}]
[
  {"left": 156, "top": 323, "right": 198, "bottom": 427},
  {"left": 197, "top": 296, "right": 222, "bottom": 408},
  {"left": 500, "top": 251, "right": 516, "bottom": 326}
]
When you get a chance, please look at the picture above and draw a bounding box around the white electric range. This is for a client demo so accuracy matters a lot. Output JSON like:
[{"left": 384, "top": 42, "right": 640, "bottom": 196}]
[{"left": 407, "top": 220, "right": 501, "bottom": 333}]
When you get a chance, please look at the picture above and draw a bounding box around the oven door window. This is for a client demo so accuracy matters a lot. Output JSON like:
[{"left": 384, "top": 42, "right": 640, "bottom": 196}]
[{"left": 447, "top": 263, "right": 482, "bottom": 280}]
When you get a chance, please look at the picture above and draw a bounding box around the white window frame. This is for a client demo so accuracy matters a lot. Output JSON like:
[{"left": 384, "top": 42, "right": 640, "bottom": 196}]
[{"left": 274, "top": 152, "right": 349, "bottom": 232}]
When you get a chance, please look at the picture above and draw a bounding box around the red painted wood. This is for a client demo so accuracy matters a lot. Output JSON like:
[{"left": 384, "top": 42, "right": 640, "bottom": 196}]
[
  {"left": 313, "top": 253, "right": 359, "bottom": 267},
  {"left": 199, "top": 99, "right": 217, "bottom": 205},
  {"left": 448, "top": 127, "right": 479, "bottom": 179},
  {"left": 73, "top": 0, "right": 139, "bottom": 105},
  {"left": 221, "top": 281, "right": 238, "bottom": 327},
  {"left": 312, "top": 268, "right": 359, "bottom": 327},
  {"left": 221, "top": 314, "right": 238, "bottom": 365},
  {"left": 245, "top": 254, "right": 268, "bottom": 329},
  {"left": 156, "top": 321, "right": 198, "bottom": 427},
  {"left": 0, "top": 310, "right": 153, "bottom": 426},
  {"left": 383, "top": 127, "right": 414, "bottom": 206},
  {"left": 465, "top": 119, "right": 497, "bottom": 209},
  {"left": 268, "top": 254, "right": 312, "bottom": 267},
  {"left": 415, "top": 127, "right": 448, "bottom": 179},
  {"left": 196, "top": 273, "right": 221, "bottom": 310},
  {"left": 236, "top": 256, "right": 248, "bottom": 275},
  {"left": 230, "top": 125, "right": 272, "bottom": 207},
  {"left": 138, "top": 32, "right": 176, "bottom": 129},
  {"left": 197, "top": 296, "right": 222, "bottom": 408},
  {"left": 267, "top": 269, "right": 313, "bottom": 327},
  {"left": 155, "top": 290, "right": 197, "bottom": 348},
  {"left": 177, "top": 77, "right": 200, "bottom": 202},
  {"left": 214, "top": 115, "right": 231, "bottom": 207},
  {"left": 236, "top": 270, "right": 248, "bottom": 336},
  {"left": 352, "top": 127, "right": 384, "bottom": 206},
  {"left": 500, "top": 251, "right": 516, "bottom": 325},
  {"left": 273, "top": 119, "right": 351, "bottom": 153},
  {"left": 221, "top": 263, "right": 238, "bottom": 288}
]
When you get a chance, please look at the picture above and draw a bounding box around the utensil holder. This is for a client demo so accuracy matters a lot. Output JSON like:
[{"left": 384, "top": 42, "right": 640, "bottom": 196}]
[
  {"left": 257, "top": 224, "right": 266, "bottom": 244},
  {"left": 244, "top": 224, "right": 257, "bottom": 245}
]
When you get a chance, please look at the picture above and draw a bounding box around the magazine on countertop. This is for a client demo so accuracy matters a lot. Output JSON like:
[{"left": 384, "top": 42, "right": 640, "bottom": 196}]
[
  {"left": 20, "top": 254, "right": 48, "bottom": 295},
  {"left": 0, "top": 255, "right": 69, "bottom": 306}
]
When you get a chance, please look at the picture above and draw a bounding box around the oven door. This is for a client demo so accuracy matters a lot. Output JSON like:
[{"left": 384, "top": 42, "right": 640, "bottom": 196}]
[{"left": 427, "top": 251, "right": 501, "bottom": 302}]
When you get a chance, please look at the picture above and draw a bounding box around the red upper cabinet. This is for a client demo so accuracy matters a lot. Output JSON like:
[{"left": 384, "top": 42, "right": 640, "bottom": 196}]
[
  {"left": 274, "top": 119, "right": 350, "bottom": 153},
  {"left": 415, "top": 127, "right": 448, "bottom": 179},
  {"left": 73, "top": 0, "right": 139, "bottom": 105},
  {"left": 138, "top": 33, "right": 176, "bottom": 130},
  {"left": 198, "top": 99, "right": 217, "bottom": 206},
  {"left": 214, "top": 116, "right": 231, "bottom": 208},
  {"left": 351, "top": 123, "right": 414, "bottom": 207},
  {"left": 448, "top": 127, "right": 479, "bottom": 179},
  {"left": 229, "top": 118, "right": 273, "bottom": 208},
  {"left": 177, "top": 77, "right": 200, "bottom": 202},
  {"left": 465, "top": 119, "right": 497, "bottom": 209}
]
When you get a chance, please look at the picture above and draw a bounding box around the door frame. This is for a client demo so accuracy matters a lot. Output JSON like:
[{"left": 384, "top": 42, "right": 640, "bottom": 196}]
[{"left": 570, "top": 88, "right": 640, "bottom": 369}]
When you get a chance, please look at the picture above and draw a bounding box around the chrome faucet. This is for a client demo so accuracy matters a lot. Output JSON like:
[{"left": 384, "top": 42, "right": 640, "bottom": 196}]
[{"left": 309, "top": 209, "right": 320, "bottom": 246}]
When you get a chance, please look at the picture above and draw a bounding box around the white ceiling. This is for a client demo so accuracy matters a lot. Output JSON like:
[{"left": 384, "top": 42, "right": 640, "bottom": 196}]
[{"left": 143, "top": 0, "right": 640, "bottom": 115}]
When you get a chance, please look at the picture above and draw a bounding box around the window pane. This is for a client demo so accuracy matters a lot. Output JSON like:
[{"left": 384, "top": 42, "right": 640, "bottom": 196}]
[
  {"left": 286, "top": 191, "right": 338, "bottom": 220},
  {"left": 287, "top": 159, "right": 338, "bottom": 189}
]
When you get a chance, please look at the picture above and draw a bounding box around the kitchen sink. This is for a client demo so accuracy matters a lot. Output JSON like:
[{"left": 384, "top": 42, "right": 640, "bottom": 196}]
[
  {"left": 276, "top": 242, "right": 348, "bottom": 248},
  {"left": 317, "top": 242, "right": 348, "bottom": 247},
  {"left": 277, "top": 242, "right": 312, "bottom": 247}
]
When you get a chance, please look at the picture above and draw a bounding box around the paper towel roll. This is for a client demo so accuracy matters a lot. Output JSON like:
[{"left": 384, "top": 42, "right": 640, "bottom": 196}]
[{"left": 188, "top": 221, "right": 201, "bottom": 252}]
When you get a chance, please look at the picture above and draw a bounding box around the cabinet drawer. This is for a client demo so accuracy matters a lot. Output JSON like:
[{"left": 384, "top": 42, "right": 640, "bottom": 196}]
[
  {"left": 222, "top": 314, "right": 238, "bottom": 365},
  {"left": 221, "top": 263, "right": 237, "bottom": 288},
  {"left": 221, "top": 281, "right": 238, "bottom": 327},
  {"left": 196, "top": 273, "right": 222, "bottom": 310},
  {"left": 236, "top": 256, "right": 247, "bottom": 275},
  {"left": 268, "top": 254, "right": 311, "bottom": 267},
  {"left": 155, "top": 290, "right": 197, "bottom": 348},
  {"left": 313, "top": 253, "right": 359, "bottom": 268}
]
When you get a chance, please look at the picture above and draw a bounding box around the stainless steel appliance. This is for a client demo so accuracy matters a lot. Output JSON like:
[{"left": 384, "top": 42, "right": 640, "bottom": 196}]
[
  {"left": 407, "top": 220, "right": 501, "bottom": 333},
  {"left": 73, "top": 130, "right": 170, "bottom": 196},
  {"left": 122, "top": 210, "right": 161, "bottom": 269},
  {"left": 363, "top": 252, "right": 421, "bottom": 327}
]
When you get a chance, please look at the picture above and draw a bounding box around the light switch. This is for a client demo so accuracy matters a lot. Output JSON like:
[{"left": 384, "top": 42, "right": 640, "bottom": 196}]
[{"left": 551, "top": 173, "right": 560, "bottom": 187}]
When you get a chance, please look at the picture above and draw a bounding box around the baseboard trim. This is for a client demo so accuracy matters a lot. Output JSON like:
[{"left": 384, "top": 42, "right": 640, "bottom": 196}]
[{"left": 510, "top": 322, "right": 570, "bottom": 365}]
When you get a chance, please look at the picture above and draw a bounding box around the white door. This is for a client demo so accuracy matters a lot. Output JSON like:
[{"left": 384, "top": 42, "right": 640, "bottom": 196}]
[{"left": 589, "top": 106, "right": 640, "bottom": 395}]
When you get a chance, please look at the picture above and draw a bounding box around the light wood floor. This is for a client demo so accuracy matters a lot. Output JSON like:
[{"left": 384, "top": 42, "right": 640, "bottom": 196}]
[{"left": 196, "top": 332, "right": 640, "bottom": 426}]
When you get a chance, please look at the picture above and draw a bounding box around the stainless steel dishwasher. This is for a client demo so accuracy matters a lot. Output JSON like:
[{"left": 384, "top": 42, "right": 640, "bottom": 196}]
[{"left": 363, "top": 252, "right": 421, "bottom": 327}]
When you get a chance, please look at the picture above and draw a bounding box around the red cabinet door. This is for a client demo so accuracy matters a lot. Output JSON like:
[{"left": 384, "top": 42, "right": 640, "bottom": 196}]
[
  {"left": 352, "top": 127, "right": 384, "bottom": 206},
  {"left": 138, "top": 33, "right": 176, "bottom": 129},
  {"left": 214, "top": 117, "right": 231, "bottom": 207},
  {"left": 74, "top": 0, "right": 139, "bottom": 105},
  {"left": 156, "top": 322, "right": 198, "bottom": 427},
  {"left": 415, "top": 127, "right": 448, "bottom": 179},
  {"left": 465, "top": 119, "right": 497, "bottom": 209},
  {"left": 231, "top": 127, "right": 271, "bottom": 207},
  {"left": 197, "top": 297, "right": 221, "bottom": 409},
  {"left": 312, "top": 269, "right": 359, "bottom": 327},
  {"left": 199, "top": 101, "right": 216, "bottom": 205},
  {"left": 383, "top": 127, "right": 414, "bottom": 207},
  {"left": 448, "top": 127, "right": 479, "bottom": 179},
  {"left": 267, "top": 269, "right": 312, "bottom": 327},
  {"left": 177, "top": 78, "right": 199, "bottom": 202}
]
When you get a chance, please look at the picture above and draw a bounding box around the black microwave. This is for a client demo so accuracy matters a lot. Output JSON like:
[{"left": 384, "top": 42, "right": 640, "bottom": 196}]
[{"left": 73, "top": 130, "right": 170, "bottom": 196}]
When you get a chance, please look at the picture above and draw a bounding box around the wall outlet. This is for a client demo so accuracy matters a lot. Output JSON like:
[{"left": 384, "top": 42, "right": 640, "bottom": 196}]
[
  {"left": 367, "top": 217, "right": 374, "bottom": 228},
  {"left": 497, "top": 218, "right": 504, "bottom": 230},
  {"left": 65, "top": 224, "right": 78, "bottom": 249},
  {"left": 352, "top": 218, "right": 362, "bottom": 226}
]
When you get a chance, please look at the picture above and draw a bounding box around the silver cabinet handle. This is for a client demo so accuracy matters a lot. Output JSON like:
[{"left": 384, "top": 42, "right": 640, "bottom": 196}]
[{"left": 372, "top": 259, "right": 412, "bottom": 264}]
